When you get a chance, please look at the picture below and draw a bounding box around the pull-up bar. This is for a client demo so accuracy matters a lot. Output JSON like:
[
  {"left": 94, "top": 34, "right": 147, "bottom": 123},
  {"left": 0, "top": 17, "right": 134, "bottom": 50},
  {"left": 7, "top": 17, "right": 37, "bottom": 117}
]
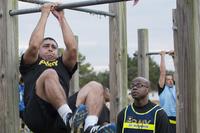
[
  {"left": 10, "top": 0, "right": 131, "bottom": 16},
  {"left": 146, "top": 52, "right": 170, "bottom": 56},
  {"left": 133, "top": 52, "right": 170, "bottom": 56},
  {"left": 19, "top": 0, "right": 115, "bottom": 17}
]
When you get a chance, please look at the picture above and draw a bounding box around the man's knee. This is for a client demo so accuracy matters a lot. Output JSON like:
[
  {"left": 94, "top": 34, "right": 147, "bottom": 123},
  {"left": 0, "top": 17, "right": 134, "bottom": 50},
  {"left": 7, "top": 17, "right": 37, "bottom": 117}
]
[
  {"left": 85, "top": 81, "right": 104, "bottom": 94},
  {"left": 36, "top": 69, "right": 59, "bottom": 91},
  {"left": 35, "top": 69, "right": 63, "bottom": 101},
  {"left": 40, "top": 69, "right": 58, "bottom": 81}
]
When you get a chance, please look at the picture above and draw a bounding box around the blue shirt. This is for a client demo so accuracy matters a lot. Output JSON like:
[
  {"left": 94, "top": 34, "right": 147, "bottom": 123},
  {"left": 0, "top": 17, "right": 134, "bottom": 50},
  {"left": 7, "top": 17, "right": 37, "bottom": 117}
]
[{"left": 159, "top": 85, "right": 176, "bottom": 117}]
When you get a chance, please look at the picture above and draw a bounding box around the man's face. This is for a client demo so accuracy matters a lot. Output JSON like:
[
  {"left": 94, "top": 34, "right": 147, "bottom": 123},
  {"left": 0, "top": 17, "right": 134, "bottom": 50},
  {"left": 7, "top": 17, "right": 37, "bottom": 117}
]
[
  {"left": 130, "top": 79, "right": 149, "bottom": 100},
  {"left": 165, "top": 75, "right": 174, "bottom": 88},
  {"left": 39, "top": 39, "right": 58, "bottom": 61}
]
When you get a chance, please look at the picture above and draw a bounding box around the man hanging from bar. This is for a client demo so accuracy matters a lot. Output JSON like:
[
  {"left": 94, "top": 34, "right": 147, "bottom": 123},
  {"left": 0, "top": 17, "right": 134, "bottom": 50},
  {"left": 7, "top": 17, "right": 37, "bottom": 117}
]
[
  {"left": 19, "top": 3, "right": 116, "bottom": 133},
  {"left": 158, "top": 50, "right": 176, "bottom": 133}
]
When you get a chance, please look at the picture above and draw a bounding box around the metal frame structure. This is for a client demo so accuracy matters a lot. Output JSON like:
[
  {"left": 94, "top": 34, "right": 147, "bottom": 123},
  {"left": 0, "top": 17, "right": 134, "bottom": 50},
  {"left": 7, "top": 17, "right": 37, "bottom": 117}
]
[
  {"left": 19, "top": 0, "right": 115, "bottom": 17},
  {"left": 10, "top": 0, "right": 131, "bottom": 16}
]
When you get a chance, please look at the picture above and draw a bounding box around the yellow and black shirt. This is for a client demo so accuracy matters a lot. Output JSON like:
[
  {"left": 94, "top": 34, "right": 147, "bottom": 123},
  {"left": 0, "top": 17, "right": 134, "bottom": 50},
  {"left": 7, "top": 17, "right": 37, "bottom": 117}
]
[
  {"left": 117, "top": 101, "right": 170, "bottom": 133},
  {"left": 19, "top": 55, "right": 77, "bottom": 105}
]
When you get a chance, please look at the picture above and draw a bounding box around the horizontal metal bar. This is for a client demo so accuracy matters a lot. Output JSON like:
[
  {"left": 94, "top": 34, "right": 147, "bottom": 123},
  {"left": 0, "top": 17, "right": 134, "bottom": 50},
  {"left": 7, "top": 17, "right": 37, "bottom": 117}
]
[
  {"left": 9, "top": 8, "right": 40, "bottom": 16},
  {"left": 133, "top": 52, "right": 170, "bottom": 56},
  {"left": 146, "top": 52, "right": 169, "bottom": 56},
  {"left": 72, "top": 7, "right": 115, "bottom": 17},
  {"left": 18, "top": 0, "right": 115, "bottom": 17},
  {"left": 10, "top": 0, "right": 131, "bottom": 16},
  {"left": 19, "top": 0, "right": 46, "bottom": 4},
  {"left": 146, "top": 52, "right": 160, "bottom": 55},
  {"left": 58, "top": 0, "right": 131, "bottom": 9}
]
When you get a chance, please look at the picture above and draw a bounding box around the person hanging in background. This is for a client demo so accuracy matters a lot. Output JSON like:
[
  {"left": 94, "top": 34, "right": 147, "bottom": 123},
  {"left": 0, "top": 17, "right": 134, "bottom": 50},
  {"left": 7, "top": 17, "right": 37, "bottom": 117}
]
[{"left": 158, "top": 50, "right": 176, "bottom": 133}]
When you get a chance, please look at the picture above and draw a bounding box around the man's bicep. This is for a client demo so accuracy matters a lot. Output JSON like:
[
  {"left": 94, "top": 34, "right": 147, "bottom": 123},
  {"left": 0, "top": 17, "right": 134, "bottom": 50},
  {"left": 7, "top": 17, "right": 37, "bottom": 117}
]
[
  {"left": 158, "top": 75, "right": 165, "bottom": 88},
  {"left": 20, "top": 54, "right": 38, "bottom": 75},
  {"left": 23, "top": 47, "right": 38, "bottom": 65},
  {"left": 157, "top": 83, "right": 164, "bottom": 95},
  {"left": 62, "top": 49, "right": 77, "bottom": 70}
]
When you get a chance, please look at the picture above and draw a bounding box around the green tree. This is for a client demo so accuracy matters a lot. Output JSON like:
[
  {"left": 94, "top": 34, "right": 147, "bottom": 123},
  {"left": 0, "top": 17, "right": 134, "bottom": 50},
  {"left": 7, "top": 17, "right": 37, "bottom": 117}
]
[
  {"left": 149, "top": 57, "right": 160, "bottom": 90},
  {"left": 127, "top": 55, "right": 160, "bottom": 91},
  {"left": 79, "top": 53, "right": 160, "bottom": 91},
  {"left": 79, "top": 53, "right": 97, "bottom": 87},
  {"left": 127, "top": 55, "right": 138, "bottom": 89},
  {"left": 78, "top": 52, "right": 110, "bottom": 88},
  {"left": 96, "top": 71, "right": 109, "bottom": 87}
]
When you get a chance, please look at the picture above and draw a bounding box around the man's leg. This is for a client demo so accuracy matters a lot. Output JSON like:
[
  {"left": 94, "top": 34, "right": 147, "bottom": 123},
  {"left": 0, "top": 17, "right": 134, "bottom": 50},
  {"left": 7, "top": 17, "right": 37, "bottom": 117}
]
[
  {"left": 36, "top": 69, "right": 67, "bottom": 109},
  {"left": 35, "top": 69, "right": 87, "bottom": 127},
  {"left": 75, "top": 81, "right": 116, "bottom": 133},
  {"left": 76, "top": 81, "right": 104, "bottom": 130}
]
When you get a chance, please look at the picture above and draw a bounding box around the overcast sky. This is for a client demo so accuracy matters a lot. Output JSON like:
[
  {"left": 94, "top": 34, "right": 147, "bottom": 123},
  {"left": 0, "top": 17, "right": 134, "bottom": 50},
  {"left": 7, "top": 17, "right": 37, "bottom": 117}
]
[{"left": 18, "top": 0, "right": 176, "bottom": 72}]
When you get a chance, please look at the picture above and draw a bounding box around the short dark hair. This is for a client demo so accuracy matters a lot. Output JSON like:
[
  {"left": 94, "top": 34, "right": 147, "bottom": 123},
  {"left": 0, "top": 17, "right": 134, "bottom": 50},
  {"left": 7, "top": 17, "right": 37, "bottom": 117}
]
[
  {"left": 166, "top": 73, "right": 174, "bottom": 79},
  {"left": 43, "top": 37, "right": 58, "bottom": 47},
  {"left": 165, "top": 73, "right": 175, "bottom": 83}
]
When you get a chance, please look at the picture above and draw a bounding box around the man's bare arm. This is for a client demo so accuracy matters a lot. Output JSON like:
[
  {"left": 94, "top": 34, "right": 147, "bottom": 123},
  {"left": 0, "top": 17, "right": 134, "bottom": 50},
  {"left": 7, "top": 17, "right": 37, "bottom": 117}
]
[
  {"left": 52, "top": 7, "right": 77, "bottom": 70},
  {"left": 159, "top": 51, "right": 166, "bottom": 88},
  {"left": 23, "top": 3, "right": 54, "bottom": 64}
]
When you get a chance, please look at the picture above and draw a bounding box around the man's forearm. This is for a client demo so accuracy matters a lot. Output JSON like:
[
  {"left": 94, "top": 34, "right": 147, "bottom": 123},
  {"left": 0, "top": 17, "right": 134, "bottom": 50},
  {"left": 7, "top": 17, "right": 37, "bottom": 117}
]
[
  {"left": 59, "top": 17, "right": 77, "bottom": 51},
  {"left": 158, "top": 55, "right": 166, "bottom": 87},
  {"left": 160, "top": 56, "right": 166, "bottom": 74},
  {"left": 23, "top": 12, "right": 49, "bottom": 64},
  {"left": 29, "top": 13, "right": 49, "bottom": 49}
]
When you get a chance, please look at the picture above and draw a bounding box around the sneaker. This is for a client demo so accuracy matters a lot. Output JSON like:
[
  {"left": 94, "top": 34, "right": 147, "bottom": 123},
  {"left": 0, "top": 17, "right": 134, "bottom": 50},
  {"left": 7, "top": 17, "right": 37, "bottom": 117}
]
[
  {"left": 65, "top": 112, "right": 73, "bottom": 126},
  {"left": 84, "top": 125, "right": 100, "bottom": 133},
  {"left": 84, "top": 123, "right": 116, "bottom": 133},
  {"left": 71, "top": 104, "right": 88, "bottom": 128}
]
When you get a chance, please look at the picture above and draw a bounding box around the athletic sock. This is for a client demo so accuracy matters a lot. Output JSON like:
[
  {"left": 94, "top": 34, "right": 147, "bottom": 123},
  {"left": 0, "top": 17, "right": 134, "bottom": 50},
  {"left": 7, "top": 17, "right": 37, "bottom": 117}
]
[
  {"left": 84, "top": 115, "right": 98, "bottom": 131},
  {"left": 57, "top": 104, "right": 72, "bottom": 125}
]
